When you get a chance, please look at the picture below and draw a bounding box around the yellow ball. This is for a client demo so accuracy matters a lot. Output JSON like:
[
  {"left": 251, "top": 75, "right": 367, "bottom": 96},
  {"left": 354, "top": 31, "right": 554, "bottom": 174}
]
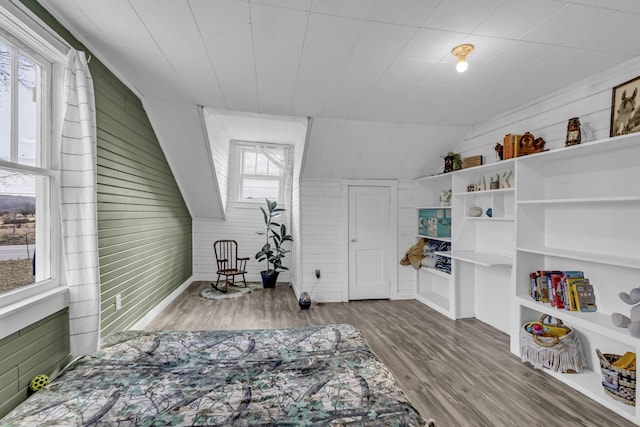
[{"left": 30, "top": 374, "right": 48, "bottom": 391}]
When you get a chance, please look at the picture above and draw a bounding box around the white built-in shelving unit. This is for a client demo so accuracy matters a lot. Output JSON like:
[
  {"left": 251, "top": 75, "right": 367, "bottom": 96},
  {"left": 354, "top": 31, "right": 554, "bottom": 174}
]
[
  {"left": 451, "top": 160, "right": 516, "bottom": 332},
  {"left": 414, "top": 174, "right": 454, "bottom": 318},
  {"left": 415, "top": 132, "right": 640, "bottom": 425},
  {"left": 511, "top": 132, "right": 640, "bottom": 424},
  {"left": 414, "top": 160, "right": 516, "bottom": 331}
]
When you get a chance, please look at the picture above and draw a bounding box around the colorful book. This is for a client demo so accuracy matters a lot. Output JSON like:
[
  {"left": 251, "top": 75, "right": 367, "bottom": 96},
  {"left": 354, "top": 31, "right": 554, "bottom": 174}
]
[
  {"left": 571, "top": 278, "right": 597, "bottom": 312},
  {"left": 530, "top": 272, "right": 537, "bottom": 300},
  {"left": 536, "top": 274, "right": 550, "bottom": 303},
  {"left": 564, "top": 271, "right": 584, "bottom": 311},
  {"left": 565, "top": 278, "right": 582, "bottom": 311},
  {"left": 548, "top": 271, "right": 565, "bottom": 309}
]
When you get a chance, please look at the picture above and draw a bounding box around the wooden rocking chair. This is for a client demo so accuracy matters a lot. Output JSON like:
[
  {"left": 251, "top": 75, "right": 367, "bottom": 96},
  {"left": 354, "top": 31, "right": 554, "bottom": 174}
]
[{"left": 212, "top": 240, "right": 249, "bottom": 292}]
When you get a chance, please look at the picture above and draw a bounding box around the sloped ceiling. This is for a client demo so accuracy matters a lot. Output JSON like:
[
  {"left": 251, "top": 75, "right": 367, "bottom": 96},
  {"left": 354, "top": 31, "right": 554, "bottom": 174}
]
[{"left": 36, "top": 0, "right": 640, "bottom": 217}]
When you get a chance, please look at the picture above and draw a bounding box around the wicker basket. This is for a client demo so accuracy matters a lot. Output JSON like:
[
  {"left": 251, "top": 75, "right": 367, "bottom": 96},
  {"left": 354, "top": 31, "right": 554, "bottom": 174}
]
[
  {"left": 597, "top": 349, "right": 636, "bottom": 406},
  {"left": 519, "top": 315, "right": 586, "bottom": 373}
]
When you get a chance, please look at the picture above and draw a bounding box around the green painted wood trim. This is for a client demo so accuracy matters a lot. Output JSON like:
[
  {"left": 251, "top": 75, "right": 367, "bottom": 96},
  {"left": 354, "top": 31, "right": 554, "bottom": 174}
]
[{"left": 0, "top": 309, "right": 70, "bottom": 419}]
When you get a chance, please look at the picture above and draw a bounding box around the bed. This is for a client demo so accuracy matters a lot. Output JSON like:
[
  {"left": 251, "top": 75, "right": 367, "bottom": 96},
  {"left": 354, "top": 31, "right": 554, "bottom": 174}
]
[{"left": 1, "top": 324, "right": 429, "bottom": 426}]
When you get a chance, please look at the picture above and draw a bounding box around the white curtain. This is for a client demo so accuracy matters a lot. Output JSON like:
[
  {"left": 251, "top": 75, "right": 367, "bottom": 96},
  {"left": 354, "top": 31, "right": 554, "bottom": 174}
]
[{"left": 60, "top": 48, "right": 100, "bottom": 356}]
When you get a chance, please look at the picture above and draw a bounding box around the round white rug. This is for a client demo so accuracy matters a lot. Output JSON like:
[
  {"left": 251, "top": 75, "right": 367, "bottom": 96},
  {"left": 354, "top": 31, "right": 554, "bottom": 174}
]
[{"left": 199, "top": 282, "right": 263, "bottom": 300}]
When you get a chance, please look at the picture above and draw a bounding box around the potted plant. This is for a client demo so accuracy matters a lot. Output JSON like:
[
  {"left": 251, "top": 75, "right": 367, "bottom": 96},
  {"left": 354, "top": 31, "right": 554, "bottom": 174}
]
[{"left": 255, "top": 199, "right": 293, "bottom": 288}]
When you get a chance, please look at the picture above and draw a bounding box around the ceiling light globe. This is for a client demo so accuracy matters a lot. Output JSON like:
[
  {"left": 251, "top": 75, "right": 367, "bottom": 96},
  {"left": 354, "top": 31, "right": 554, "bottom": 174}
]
[{"left": 456, "top": 60, "right": 468, "bottom": 73}]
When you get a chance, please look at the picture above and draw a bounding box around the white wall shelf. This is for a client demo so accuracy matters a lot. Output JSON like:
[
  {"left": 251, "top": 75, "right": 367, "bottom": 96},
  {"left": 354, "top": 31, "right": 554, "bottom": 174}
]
[
  {"left": 450, "top": 250, "right": 513, "bottom": 267},
  {"left": 517, "top": 296, "right": 636, "bottom": 344},
  {"left": 516, "top": 247, "right": 640, "bottom": 270},
  {"left": 519, "top": 196, "right": 640, "bottom": 204},
  {"left": 420, "top": 266, "right": 450, "bottom": 278},
  {"left": 465, "top": 216, "right": 515, "bottom": 222},
  {"left": 416, "top": 234, "right": 451, "bottom": 242},
  {"left": 434, "top": 250, "right": 452, "bottom": 259},
  {"left": 453, "top": 188, "right": 515, "bottom": 197}
]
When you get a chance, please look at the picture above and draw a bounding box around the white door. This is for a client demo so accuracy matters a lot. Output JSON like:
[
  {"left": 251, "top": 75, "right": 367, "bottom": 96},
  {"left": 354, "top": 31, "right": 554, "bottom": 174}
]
[{"left": 348, "top": 185, "right": 391, "bottom": 300}]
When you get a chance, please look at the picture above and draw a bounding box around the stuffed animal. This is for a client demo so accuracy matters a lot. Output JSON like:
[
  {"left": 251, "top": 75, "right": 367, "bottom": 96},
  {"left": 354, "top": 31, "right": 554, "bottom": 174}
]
[{"left": 611, "top": 288, "right": 640, "bottom": 337}]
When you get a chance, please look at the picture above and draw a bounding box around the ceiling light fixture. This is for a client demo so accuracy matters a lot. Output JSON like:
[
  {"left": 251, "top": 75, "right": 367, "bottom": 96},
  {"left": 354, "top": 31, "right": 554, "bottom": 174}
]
[{"left": 452, "top": 44, "right": 474, "bottom": 73}]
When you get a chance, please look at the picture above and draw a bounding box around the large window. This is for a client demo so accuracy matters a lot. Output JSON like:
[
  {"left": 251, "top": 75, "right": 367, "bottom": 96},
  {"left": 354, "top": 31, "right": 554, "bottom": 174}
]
[
  {"left": 236, "top": 143, "right": 289, "bottom": 204},
  {"left": 0, "top": 32, "right": 54, "bottom": 297}
]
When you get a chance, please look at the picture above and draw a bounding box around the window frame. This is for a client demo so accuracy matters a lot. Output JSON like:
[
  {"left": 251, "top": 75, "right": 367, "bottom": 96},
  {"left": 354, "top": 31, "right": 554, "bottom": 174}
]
[
  {"left": 233, "top": 141, "right": 289, "bottom": 206},
  {"left": 0, "top": 6, "right": 65, "bottom": 319}
]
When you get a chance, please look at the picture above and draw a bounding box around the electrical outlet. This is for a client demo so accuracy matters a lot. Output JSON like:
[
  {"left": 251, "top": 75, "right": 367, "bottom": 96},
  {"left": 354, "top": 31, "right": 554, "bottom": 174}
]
[
  {"left": 115, "top": 294, "right": 122, "bottom": 311},
  {"left": 315, "top": 269, "right": 320, "bottom": 279}
]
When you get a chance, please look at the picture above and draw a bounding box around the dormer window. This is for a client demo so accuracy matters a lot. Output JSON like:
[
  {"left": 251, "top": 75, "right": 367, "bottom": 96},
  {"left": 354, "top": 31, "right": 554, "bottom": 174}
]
[{"left": 234, "top": 142, "right": 289, "bottom": 204}]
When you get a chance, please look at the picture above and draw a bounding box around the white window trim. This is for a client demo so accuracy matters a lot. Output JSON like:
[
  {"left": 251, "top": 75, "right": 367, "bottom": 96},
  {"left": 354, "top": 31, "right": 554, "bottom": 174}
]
[
  {"left": 232, "top": 141, "right": 290, "bottom": 209},
  {"left": 0, "top": 1, "right": 68, "bottom": 340}
]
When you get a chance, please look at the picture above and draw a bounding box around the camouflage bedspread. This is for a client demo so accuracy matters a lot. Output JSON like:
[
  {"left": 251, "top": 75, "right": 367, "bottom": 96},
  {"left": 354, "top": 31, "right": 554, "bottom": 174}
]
[{"left": 1, "top": 324, "right": 426, "bottom": 426}]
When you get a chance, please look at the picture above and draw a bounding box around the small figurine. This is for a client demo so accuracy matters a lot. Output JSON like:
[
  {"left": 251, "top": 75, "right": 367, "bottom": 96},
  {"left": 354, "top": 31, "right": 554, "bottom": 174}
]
[
  {"left": 494, "top": 142, "right": 504, "bottom": 160},
  {"left": 500, "top": 170, "right": 513, "bottom": 189},
  {"left": 489, "top": 174, "right": 499, "bottom": 190},
  {"left": 477, "top": 175, "right": 486, "bottom": 191}
]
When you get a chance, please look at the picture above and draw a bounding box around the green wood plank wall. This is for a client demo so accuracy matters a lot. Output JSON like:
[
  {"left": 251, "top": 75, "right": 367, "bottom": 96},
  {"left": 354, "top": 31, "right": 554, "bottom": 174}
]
[
  {"left": 0, "top": 309, "right": 70, "bottom": 419},
  {"left": 0, "top": 1, "right": 192, "bottom": 417},
  {"left": 95, "top": 65, "right": 192, "bottom": 335},
  {"left": 91, "top": 57, "right": 191, "bottom": 336},
  {"left": 16, "top": 3, "right": 192, "bottom": 335}
]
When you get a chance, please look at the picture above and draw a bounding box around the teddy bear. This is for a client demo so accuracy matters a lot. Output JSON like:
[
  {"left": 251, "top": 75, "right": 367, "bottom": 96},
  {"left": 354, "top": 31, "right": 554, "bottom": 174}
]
[{"left": 611, "top": 288, "right": 640, "bottom": 337}]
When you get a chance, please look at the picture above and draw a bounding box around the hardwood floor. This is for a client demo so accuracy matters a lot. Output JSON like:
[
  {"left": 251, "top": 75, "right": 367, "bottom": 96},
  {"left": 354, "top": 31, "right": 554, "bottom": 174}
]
[{"left": 146, "top": 281, "right": 634, "bottom": 427}]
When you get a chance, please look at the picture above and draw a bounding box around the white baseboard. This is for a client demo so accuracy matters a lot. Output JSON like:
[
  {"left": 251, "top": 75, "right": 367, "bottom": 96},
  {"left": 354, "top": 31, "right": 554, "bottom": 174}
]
[
  {"left": 129, "top": 275, "right": 194, "bottom": 330},
  {"left": 393, "top": 291, "right": 417, "bottom": 300}
]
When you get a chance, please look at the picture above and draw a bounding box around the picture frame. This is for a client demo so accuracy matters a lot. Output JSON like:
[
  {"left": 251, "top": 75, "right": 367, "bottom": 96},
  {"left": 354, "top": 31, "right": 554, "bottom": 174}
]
[{"left": 610, "top": 75, "right": 640, "bottom": 137}]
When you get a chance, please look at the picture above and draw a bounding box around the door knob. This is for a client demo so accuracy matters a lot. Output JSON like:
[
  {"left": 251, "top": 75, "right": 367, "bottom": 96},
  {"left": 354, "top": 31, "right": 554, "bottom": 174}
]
[{"left": 351, "top": 238, "right": 358, "bottom": 242}]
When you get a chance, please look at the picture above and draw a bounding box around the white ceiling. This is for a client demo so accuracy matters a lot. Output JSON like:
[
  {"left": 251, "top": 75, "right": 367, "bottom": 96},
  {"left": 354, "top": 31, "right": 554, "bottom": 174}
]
[
  {"left": 39, "top": 0, "right": 640, "bottom": 127},
  {"left": 36, "top": 0, "right": 640, "bottom": 218}
]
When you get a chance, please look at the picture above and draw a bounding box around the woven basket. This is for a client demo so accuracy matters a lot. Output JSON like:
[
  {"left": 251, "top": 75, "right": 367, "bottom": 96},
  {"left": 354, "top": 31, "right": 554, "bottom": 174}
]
[
  {"left": 597, "top": 349, "right": 636, "bottom": 407},
  {"left": 520, "top": 315, "right": 585, "bottom": 373}
]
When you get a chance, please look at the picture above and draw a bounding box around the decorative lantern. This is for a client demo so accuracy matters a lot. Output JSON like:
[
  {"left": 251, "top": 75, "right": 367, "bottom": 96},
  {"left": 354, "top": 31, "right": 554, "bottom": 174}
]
[{"left": 566, "top": 117, "right": 581, "bottom": 146}]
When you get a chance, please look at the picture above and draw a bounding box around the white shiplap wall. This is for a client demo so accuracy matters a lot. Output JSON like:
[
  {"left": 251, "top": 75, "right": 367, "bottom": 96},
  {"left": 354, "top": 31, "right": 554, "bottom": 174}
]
[
  {"left": 300, "top": 180, "right": 344, "bottom": 302},
  {"left": 202, "top": 110, "right": 230, "bottom": 213},
  {"left": 192, "top": 143, "right": 294, "bottom": 283},
  {"left": 454, "top": 57, "right": 640, "bottom": 162},
  {"left": 299, "top": 178, "right": 415, "bottom": 303},
  {"left": 289, "top": 120, "right": 308, "bottom": 295},
  {"left": 397, "top": 180, "right": 417, "bottom": 298}
]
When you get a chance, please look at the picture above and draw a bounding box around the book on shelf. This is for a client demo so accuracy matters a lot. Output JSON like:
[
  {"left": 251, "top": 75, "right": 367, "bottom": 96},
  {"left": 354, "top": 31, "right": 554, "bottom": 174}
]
[
  {"left": 503, "top": 134, "right": 513, "bottom": 159},
  {"left": 512, "top": 134, "right": 522, "bottom": 158},
  {"left": 528, "top": 270, "right": 596, "bottom": 312},
  {"left": 534, "top": 271, "right": 550, "bottom": 303},
  {"left": 503, "top": 134, "right": 523, "bottom": 159},
  {"left": 563, "top": 271, "right": 585, "bottom": 312},
  {"left": 569, "top": 278, "right": 597, "bottom": 312},
  {"left": 549, "top": 271, "right": 565, "bottom": 309}
]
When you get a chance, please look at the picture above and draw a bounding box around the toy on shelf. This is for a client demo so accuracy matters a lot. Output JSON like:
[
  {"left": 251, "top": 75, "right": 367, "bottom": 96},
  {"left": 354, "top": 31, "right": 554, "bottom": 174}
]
[
  {"left": 526, "top": 321, "right": 549, "bottom": 336},
  {"left": 611, "top": 288, "right": 640, "bottom": 338}
]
